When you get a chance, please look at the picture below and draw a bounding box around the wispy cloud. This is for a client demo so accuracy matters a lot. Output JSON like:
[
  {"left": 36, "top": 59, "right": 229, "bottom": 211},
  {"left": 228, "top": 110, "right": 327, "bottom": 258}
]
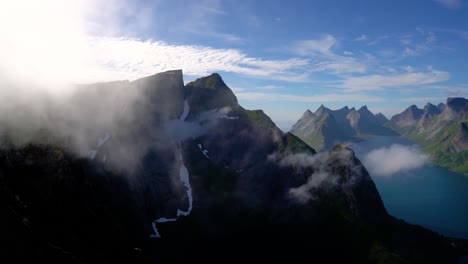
[
  {"left": 354, "top": 34, "right": 368, "bottom": 41},
  {"left": 433, "top": 0, "right": 462, "bottom": 9},
  {"left": 292, "top": 35, "right": 337, "bottom": 56},
  {"left": 401, "top": 96, "right": 447, "bottom": 102},
  {"left": 367, "top": 35, "right": 389, "bottom": 46},
  {"left": 86, "top": 37, "right": 310, "bottom": 82},
  {"left": 235, "top": 92, "right": 383, "bottom": 102},
  {"left": 436, "top": 28, "right": 468, "bottom": 40},
  {"left": 291, "top": 35, "right": 368, "bottom": 74},
  {"left": 337, "top": 69, "right": 450, "bottom": 91},
  {"left": 256, "top": 85, "right": 282, "bottom": 90}
]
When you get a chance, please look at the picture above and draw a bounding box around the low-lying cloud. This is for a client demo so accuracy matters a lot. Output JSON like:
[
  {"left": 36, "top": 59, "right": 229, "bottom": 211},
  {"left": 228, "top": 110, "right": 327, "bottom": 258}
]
[
  {"left": 363, "top": 144, "right": 429, "bottom": 177},
  {"left": 271, "top": 146, "right": 357, "bottom": 203}
]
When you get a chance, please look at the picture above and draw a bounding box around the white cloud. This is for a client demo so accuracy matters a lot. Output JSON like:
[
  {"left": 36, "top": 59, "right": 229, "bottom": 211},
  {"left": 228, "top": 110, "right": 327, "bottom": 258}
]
[
  {"left": 354, "top": 34, "right": 368, "bottom": 41},
  {"left": 291, "top": 35, "right": 368, "bottom": 74},
  {"left": 256, "top": 85, "right": 282, "bottom": 90},
  {"left": 87, "top": 37, "right": 312, "bottom": 82},
  {"left": 434, "top": 0, "right": 462, "bottom": 9},
  {"left": 292, "top": 35, "right": 337, "bottom": 56},
  {"left": 401, "top": 96, "right": 447, "bottom": 102},
  {"left": 363, "top": 144, "right": 430, "bottom": 177},
  {"left": 367, "top": 35, "right": 389, "bottom": 46},
  {"left": 310, "top": 59, "right": 367, "bottom": 74},
  {"left": 235, "top": 92, "right": 383, "bottom": 102},
  {"left": 338, "top": 69, "right": 450, "bottom": 91}
]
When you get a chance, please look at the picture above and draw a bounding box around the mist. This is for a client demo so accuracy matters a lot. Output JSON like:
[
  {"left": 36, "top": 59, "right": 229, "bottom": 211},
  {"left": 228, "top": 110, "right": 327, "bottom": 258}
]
[
  {"left": 362, "top": 144, "right": 430, "bottom": 177},
  {"left": 271, "top": 146, "right": 356, "bottom": 203}
]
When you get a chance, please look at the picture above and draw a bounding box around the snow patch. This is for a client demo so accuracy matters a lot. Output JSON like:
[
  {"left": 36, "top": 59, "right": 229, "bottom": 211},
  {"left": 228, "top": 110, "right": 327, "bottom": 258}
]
[
  {"left": 150, "top": 101, "right": 194, "bottom": 238},
  {"left": 202, "top": 149, "right": 210, "bottom": 158},
  {"left": 97, "top": 132, "right": 110, "bottom": 148},
  {"left": 179, "top": 100, "right": 190, "bottom": 121}
]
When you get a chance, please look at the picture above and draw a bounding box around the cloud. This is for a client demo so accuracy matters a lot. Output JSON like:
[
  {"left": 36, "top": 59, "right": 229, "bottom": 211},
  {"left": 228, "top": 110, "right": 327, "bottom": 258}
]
[
  {"left": 291, "top": 35, "right": 368, "bottom": 74},
  {"left": 338, "top": 69, "right": 450, "bottom": 91},
  {"left": 256, "top": 85, "right": 282, "bottom": 90},
  {"left": 292, "top": 35, "right": 337, "bottom": 56},
  {"left": 437, "top": 28, "right": 468, "bottom": 40},
  {"left": 363, "top": 144, "right": 429, "bottom": 177},
  {"left": 354, "top": 34, "right": 368, "bottom": 42},
  {"left": 401, "top": 96, "right": 447, "bottom": 102},
  {"left": 235, "top": 92, "right": 384, "bottom": 103},
  {"left": 272, "top": 147, "right": 356, "bottom": 203},
  {"left": 88, "top": 37, "right": 311, "bottom": 82},
  {"left": 288, "top": 172, "right": 332, "bottom": 203},
  {"left": 434, "top": 0, "right": 462, "bottom": 9},
  {"left": 367, "top": 35, "right": 389, "bottom": 46}
]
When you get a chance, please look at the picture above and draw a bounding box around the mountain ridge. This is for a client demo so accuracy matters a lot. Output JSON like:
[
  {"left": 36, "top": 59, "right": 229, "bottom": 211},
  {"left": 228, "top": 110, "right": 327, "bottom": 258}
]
[
  {"left": 291, "top": 104, "right": 395, "bottom": 151},
  {"left": 0, "top": 70, "right": 463, "bottom": 262}
]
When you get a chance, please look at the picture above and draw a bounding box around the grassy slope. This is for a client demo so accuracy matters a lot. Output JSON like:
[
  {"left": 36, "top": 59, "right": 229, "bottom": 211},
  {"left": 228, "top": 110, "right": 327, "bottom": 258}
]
[{"left": 408, "top": 122, "right": 468, "bottom": 174}]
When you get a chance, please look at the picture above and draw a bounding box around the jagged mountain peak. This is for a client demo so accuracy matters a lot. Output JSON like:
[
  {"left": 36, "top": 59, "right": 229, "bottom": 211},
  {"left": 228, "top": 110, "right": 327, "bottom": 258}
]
[
  {"left": 423, "top": 102, "right": 442, "bottom": 116},
  {"left": 315, "top": 104, "right": 332, "bottom": 115},
  {"left": 438, "top": 103, "right": 446, "bottom": 110},
  {"left": 186, "top": 72, "right": 227, "bottom": 90},
  {"left": 302, "top": 109, "right": 315, "bottom": 119},
  {"left": 185, "top": 72, "right": 238, "bottom": 113},
  {"left": 358, "top": 105, "right": 369, "bottom": 112}
]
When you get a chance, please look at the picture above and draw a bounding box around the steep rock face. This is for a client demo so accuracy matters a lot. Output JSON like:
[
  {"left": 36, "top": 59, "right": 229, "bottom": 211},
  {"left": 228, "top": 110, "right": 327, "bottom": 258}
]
[
  {"left": 390, "top": 105, "right": 423, "bottom": 130},
  {"left": 291, "top": 108, "right": 351, "bottom": 151},
  {"left": 415, "top": 103, "right": 443, "bottom": 133},
  {"left": 441, "top": 97, "right": 468, "bottom": 121},
  {"left": 451, "top": 122, "right": 468, "bottom": 152}
]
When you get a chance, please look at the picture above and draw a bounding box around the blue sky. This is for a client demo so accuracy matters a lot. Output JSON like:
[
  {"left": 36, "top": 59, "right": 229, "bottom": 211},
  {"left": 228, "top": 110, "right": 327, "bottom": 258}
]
[{"left": 1, "top": 0, "right": 467, "bottom": 130}]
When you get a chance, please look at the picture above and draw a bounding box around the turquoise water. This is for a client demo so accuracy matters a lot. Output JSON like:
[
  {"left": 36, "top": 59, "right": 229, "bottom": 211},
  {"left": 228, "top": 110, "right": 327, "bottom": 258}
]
[{"left": 351, "top": 136, "right": 468, "bottom": 239}]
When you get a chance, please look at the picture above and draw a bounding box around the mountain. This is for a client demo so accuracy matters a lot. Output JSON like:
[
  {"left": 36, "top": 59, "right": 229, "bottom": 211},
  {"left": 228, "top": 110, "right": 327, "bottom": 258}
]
[
  {"left": 388, "top": 97, "right": 468, "bottom": 174},
  {"left": 389, "top": 105, "right": 424, "bottom": 133},
  {"left": 375, "top": 112, "right": 389, "bottom": 125},
  {"left": 290, "top": 107, "right": 352, "bottom": 151},
  {"left": 291, "top": 105, "right": 395, "bottom": 151},
  {"left": 0, "top": 71, "right": 463, "bottom": 263}
]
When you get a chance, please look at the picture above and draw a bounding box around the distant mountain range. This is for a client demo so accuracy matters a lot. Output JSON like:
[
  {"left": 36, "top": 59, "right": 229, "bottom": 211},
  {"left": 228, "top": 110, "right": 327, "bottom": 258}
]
[
  {"left": 387, "top": 98, "right": 468, "bottom": 174},
  {"left": 290, "top": 97, "right": 468, "bottom": 174},
  {"left": 291, "top": 105, "right": 395, "bottom": 151}
]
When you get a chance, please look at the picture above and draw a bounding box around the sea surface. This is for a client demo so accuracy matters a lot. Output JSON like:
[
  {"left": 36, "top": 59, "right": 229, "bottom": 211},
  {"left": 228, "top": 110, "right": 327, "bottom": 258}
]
[{"left": 351, "top": 136, "right": 468, "bottom": 239}]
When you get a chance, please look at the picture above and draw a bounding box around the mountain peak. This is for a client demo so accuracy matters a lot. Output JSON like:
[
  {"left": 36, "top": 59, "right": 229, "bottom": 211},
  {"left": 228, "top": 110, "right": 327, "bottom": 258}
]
[
  {"left": 423, "top": 102, "right": 442, "bottom": 116},
  {"left": 303, "top": 109, "right": 315, "bottom": 117},
  {"left": 185, "top": 73, "right": 238, "bottom": 113},
  {"left": 315, "top": 104, "right": 331, "bottom": 115},
  {"left": 187, "top": 73, "right": 228, "bottom": 90},
  {"left": 446, "top": 97, "right": 468, "bottom": 112}
]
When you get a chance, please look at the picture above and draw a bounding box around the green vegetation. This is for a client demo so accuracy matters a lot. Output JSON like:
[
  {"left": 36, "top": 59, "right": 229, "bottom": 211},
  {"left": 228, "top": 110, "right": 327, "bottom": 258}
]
[
  {"left": 245, "top": 109, "right": 277, "bottom": 130},
  {"left": 408, "top": 122, "right": 468, "bottom": 174},
  {"left": 280, "top": 132, "right": 316, "bottom": 155}
]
